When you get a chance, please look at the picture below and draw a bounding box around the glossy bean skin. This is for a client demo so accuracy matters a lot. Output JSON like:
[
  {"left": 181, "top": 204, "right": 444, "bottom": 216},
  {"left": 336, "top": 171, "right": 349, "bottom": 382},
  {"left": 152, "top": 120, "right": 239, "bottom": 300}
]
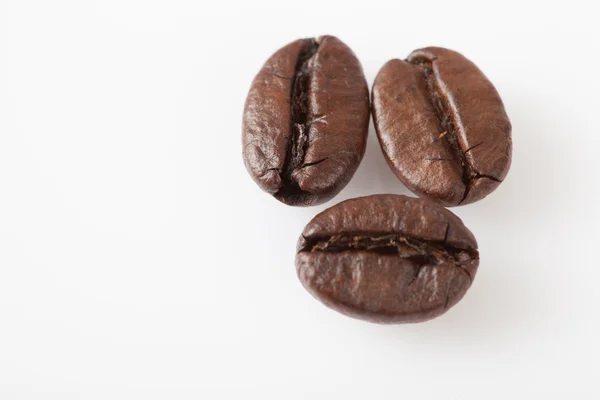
[
  {"left": 372, "top": 47, "right": 512, "bottom": 206},
  {"left": 296, "top": 194, "right": 479, "bottom": 324},
  {"left": 243, "top": 36, "right": 370, "bottom": 206}
]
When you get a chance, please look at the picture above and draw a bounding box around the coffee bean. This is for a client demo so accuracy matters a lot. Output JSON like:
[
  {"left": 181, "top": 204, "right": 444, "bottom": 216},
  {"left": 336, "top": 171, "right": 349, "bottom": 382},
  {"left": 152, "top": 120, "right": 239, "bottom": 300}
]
[
  {"left": 243, "top": 36, "right": 370, "bottom": 206},
  {"left": 296, "top": 194, "right": 479, "bottom": 324},
  {"left": 372, "top": 47, "right": 512, "bottom": 206}
]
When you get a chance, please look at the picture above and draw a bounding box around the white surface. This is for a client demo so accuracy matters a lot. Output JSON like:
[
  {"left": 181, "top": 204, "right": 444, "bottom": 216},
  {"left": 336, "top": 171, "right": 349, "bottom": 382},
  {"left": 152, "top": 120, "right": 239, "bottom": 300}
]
[{"left": 1, "top": 0, "right": 599, "bottom": 398}]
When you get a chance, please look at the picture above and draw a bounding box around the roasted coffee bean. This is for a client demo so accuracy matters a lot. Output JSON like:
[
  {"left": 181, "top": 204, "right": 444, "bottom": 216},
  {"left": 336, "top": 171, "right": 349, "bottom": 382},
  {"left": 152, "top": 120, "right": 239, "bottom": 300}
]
[
  {"left": 296, "top": 194, "right": 479, "bottom": 324},
  {"left": 372, "top": 47, "right": 512, "bottom": 206},
  {"left": 242, "top": 36, "right": 370, "bottom": 206}
]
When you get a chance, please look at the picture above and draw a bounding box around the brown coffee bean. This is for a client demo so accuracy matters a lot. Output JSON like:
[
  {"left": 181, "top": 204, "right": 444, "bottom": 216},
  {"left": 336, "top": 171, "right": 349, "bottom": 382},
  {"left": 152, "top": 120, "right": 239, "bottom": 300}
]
[
  {"left": 242, "top": 36, "right": 370, "bottom": 206},
  {"left": 372, "top": 47, "right": 512, "bottom": 206},
  {"left": 296, "top": 194, "right": 479, "bottom": 324}
]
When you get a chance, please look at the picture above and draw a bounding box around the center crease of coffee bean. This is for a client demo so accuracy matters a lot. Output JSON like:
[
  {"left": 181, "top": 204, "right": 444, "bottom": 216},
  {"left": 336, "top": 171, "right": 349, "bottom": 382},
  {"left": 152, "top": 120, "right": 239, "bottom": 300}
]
[
  {"left": 410, "top": 58, "right": 501, "bottom": 204},
  {"left": 301, "top": 232, "right": 476, "bottom": 280},
  {"left": 274, "top": 39, "right": 322, "bottom": 204}
]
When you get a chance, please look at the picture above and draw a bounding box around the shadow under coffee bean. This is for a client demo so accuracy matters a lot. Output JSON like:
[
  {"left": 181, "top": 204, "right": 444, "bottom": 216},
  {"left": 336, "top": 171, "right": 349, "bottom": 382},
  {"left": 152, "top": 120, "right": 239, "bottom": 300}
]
[
  {"left": 372, "top": 47, "right": 512, "bottom": 206},
  {"left": 296, "top": 194, "right": 479, "bottom": 324},
  {"left": 242, "top": 35, "right": 370, "bottom": 206}
]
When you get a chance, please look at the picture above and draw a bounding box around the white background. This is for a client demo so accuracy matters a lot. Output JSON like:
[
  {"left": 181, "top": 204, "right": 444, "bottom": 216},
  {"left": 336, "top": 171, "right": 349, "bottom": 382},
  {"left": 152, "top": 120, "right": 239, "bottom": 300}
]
[{"left": 1, "top": 0, "right": 599, "bottom": 398}]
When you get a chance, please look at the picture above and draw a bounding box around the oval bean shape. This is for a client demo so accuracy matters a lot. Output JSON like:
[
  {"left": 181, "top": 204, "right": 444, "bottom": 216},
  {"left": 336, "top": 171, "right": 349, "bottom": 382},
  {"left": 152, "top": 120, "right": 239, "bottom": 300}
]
[
  {"left": 242, "top": 36, "right": 370, "bottom": 206},
  {"left": 372, "top": 47, "right": 512, "bottom": 206},
  {"left": 296, "top": 194, "right": 479, "bottom": 324}
]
